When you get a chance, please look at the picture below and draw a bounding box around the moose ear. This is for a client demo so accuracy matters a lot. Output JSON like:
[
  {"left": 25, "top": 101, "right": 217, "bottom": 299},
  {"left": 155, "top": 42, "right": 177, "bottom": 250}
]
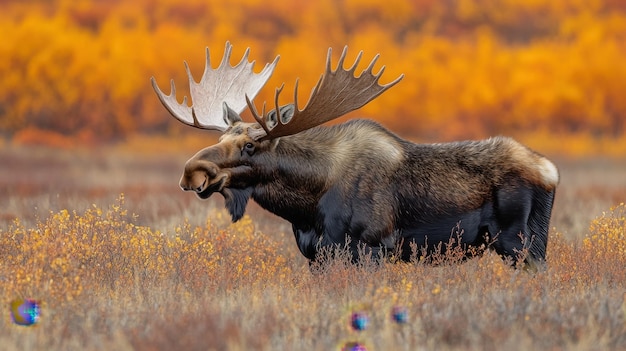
[
  {"left": 266, "top": 104, "right": 295, "bottom": 129},
  {"left": 278, "top": 104, "right": 295, "bottom": 124},
  {"left": 222, "top": 102, "right": 243, "bottom": 126}
]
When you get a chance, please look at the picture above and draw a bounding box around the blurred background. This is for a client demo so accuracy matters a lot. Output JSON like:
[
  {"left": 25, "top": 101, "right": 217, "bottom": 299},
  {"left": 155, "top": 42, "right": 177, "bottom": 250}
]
[{"left": 1, "top": 0, "right": 625, "bottom": 157}]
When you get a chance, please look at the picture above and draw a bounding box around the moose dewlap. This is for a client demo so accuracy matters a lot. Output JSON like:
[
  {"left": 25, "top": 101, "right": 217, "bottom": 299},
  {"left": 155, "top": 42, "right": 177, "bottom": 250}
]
[{"left": 152, "top": 42, "right": 559, "bottom": 267}]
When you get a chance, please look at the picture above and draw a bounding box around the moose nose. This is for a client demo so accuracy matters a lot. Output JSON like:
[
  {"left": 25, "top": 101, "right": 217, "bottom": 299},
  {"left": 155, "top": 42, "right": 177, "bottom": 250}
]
[
  {"left": 180, "top": 182, "right": 191, "bottom": 191},
  {"left": 180, "top": 176, "right": 207, "bottom": 192}
]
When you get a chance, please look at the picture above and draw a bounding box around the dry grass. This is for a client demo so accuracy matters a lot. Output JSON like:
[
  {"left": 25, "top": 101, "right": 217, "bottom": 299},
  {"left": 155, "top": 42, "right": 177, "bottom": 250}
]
[{"left": 1, "top": 144, "right": 625, "bottom": 350}]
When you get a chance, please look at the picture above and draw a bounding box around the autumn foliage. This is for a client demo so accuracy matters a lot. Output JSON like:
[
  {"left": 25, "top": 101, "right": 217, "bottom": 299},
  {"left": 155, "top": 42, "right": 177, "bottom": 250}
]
[{"left": 1, "top": 0, "right": 626, "bottom": 155}]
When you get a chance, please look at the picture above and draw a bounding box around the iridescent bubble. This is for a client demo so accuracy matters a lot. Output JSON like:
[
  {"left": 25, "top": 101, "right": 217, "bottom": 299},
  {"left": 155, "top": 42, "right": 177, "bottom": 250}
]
[
  {"left": 341, "top": 341, "right": 367, "bottom": 351},
  {"left": 350, "top": 311, "right": 368, "bottom": 331},
  {"left": 10, "top": 298, "right": 41, "bottom": 326},
  {"left": 391, "top": 306, "right": 408, "bottom": 324}
]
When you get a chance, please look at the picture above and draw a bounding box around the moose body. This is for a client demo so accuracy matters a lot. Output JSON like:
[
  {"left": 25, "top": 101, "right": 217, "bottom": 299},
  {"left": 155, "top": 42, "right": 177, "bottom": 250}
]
[
  {"left": 199, "top": 119, "right": 558, "bottom": 264},
  {"left": 152, "top": 43, "right": 559, "bottom": 266}
]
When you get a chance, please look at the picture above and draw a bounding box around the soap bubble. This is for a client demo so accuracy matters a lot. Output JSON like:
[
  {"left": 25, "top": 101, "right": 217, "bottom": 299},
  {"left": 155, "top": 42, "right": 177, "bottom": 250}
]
[
  {"left": 341, "top": 341, "right": 367, "bottom": 351},
  {"left": 10, "top": 298, "right": 40, "bottom": 326},
  {"left": 350, "top": 311, "right": 368, "bottom": 331},
  {"left": 391, "top": 306, "right": 408, "bottom": 324}
]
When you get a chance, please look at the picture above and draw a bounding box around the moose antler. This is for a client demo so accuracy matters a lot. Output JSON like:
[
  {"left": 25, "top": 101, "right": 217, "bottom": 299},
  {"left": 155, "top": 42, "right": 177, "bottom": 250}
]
[
  {"left": 151, "top": 42, "right": 279, "bottom": 132},
  {"left": 246, "top": 46, "right": 404, "bottom": 141}
]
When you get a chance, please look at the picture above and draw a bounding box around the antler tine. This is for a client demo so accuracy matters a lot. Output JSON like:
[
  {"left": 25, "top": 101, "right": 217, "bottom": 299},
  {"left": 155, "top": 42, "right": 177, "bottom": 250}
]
[
  {"left": 247, "top": 94, "right": 267, "bottom": 129},
  {"left": 369, "top": 53, "right": 405, "bottom": 88},
  {"left": 273, "top": 84, "right": 285, "bottom": 125},
  {"left": 184, "top": 60, "right": 194, "bottom": 85},
  {"left": 292, "top": 78, "right": 301, "bottom": 115},
  {"left": 152, "top": 41, "right": 279, "bottom": 132},
  {"left": 151, "top": 76, "right": 197, "bottom": 128},
  {"left": 253, "top": 46, "right": 404, "bottom": 141},
  {"left": 383, "top": 69, "right": 405, "bottom": 88},
  {"left": 218, "top": 42, "right": 234, "bottom": 70},
  {"left": 364, "top": 54, "right": 381, "bottom": 77},
  {"left": 246, "top": 94, "right": 273, "bottom": 141},
  {"left": 340, "top": 46, "right": 364, "bottom": 74}
]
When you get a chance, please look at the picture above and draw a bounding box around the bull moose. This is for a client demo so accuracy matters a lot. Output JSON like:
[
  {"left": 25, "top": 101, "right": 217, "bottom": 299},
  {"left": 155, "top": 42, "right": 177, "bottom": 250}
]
[{"left": 151, "top": 42, "right": 559, "bottom": 267}]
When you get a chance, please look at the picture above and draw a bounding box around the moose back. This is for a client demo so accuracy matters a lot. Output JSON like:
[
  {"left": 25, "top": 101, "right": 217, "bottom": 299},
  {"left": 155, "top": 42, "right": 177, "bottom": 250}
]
[{"left": 151, "top": 43, "right": 559, "bottom": 266}]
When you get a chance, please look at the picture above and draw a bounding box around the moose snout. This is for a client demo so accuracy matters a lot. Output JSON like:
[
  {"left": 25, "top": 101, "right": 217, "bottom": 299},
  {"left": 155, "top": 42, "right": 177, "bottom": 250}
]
[
  {"left": 179, "top": 160, "right": 229, "bottom": 199},
  {"left": 180, "top": 176, "right": 207, "bottom": 192}
]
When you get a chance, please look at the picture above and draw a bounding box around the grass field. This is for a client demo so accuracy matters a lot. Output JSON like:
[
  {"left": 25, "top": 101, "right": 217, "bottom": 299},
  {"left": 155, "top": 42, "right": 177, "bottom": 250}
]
[{"left": 1, "top": 144, "right": 625, "bottom": 350}]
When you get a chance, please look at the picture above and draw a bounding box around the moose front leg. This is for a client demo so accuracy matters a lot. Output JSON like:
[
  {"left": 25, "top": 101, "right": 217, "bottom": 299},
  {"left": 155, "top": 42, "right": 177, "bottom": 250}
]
[
  {"left": 293, "top": 225, "right": 391, "bottom": 268},
  {"left": 292, "top": 224, "right": 339, "bottom": 261},
  {"left": 292, "top": 225, "right": 317, "bottom": 261}
]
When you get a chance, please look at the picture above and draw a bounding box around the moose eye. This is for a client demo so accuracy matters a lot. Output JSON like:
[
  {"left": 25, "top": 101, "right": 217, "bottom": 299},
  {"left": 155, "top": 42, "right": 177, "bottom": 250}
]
[{"left": 243, "top": 142, "right": 255, "bottom": 155}]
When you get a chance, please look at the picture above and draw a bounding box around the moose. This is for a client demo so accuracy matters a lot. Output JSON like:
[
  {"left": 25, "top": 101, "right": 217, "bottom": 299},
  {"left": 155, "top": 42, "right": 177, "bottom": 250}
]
[{"left": 151, "top": 42, "right": 559, "bottom": 267}]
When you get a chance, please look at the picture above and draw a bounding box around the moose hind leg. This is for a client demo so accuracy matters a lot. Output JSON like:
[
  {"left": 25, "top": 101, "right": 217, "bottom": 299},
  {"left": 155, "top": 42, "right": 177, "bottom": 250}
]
[
  {"left": 525, "top": 188, "right": 555, "bottom": 265},
  {"left": 491, "top": 183, "right": 534, "bottom": 265}
]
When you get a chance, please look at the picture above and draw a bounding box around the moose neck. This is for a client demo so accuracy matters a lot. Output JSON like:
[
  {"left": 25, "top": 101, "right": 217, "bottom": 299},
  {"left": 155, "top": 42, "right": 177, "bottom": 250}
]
[
  {"left": 218, "top": 128, "right": 332, "bottom": 224},
  {"left": 222, "top": 120, "right": 406, "bottom": 227},
  {"left": 249, "top": 129, "right": 335, "bottom": 226}
]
